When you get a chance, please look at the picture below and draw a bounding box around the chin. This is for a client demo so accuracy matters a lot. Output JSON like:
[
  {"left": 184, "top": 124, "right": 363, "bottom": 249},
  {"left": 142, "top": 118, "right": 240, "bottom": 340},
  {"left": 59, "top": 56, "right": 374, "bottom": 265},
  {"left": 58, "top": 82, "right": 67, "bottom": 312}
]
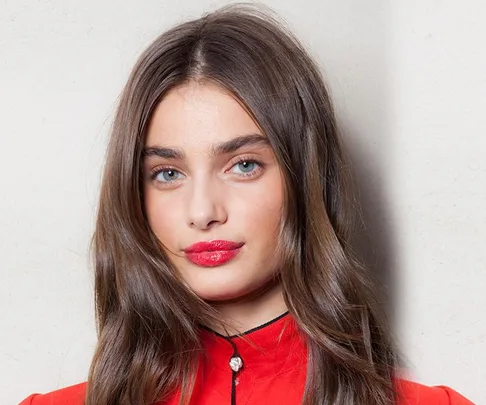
[
  {"left": 184, "top": 274, "right": 255, "bottom": 303},
  {"left": 191, "top": 284, "right": 249, "bottom": 303}
]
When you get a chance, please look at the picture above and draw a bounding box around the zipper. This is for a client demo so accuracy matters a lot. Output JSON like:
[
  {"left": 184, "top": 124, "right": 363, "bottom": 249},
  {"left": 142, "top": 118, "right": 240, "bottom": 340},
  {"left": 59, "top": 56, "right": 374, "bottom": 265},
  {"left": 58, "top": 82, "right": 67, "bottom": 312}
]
[{"left": 226, "top": 338, "right": 243, "bottom": 405}]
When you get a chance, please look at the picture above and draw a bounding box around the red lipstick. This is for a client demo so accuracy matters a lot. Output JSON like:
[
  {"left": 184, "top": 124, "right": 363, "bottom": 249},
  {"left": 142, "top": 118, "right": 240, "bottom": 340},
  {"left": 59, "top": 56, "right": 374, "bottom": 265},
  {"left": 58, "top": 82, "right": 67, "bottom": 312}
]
[{"left": 184, "top": 240, "right": 244, "bottom": 267}]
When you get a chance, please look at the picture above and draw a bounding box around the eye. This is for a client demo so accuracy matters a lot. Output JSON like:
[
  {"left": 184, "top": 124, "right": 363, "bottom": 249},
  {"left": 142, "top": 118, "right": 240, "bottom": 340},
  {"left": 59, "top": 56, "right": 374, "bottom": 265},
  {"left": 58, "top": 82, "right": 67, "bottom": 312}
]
[
  {"left": 229, "top": 159, "right": 263, "bottom": 176},
  {"left": 152, "top": 168, "right": 185, "bottom": 183}
]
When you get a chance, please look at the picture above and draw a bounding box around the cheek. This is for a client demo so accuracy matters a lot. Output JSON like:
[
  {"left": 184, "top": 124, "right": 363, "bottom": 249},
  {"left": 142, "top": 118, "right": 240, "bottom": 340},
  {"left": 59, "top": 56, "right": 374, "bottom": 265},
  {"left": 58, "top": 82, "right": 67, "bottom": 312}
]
[
  {"left": 235, "top": 175, "right": 284, "bottom": 233},
  {"left": 144, "top": 188, "right": 180, "bottom": 244}
]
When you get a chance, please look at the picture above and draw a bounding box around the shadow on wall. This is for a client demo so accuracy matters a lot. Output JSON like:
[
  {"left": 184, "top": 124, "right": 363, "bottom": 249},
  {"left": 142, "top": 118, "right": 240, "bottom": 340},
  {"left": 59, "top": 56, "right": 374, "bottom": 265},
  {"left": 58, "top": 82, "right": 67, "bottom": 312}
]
[
  {"left": 345, "top": 132, "right": 399, "bottom": 324},
  {"left": 344, "top": 124, "right": 404, "bottom": 369}
]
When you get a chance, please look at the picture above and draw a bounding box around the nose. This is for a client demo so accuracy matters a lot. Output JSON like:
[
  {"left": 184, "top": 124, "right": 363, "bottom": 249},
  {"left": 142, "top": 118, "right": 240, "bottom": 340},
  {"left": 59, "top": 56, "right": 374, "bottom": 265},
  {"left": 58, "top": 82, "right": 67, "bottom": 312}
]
[{"left": 186, "top": 175, "right": 227, "bottom": 230}]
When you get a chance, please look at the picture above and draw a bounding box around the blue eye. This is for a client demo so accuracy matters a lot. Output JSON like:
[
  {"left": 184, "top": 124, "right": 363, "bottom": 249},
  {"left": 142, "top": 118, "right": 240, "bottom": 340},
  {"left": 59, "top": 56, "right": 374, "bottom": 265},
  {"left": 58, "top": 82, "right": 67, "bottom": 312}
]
[
  {"left": 154, "top": 169, "right": 184, "bottom": 183},
  {"left": 231, "top": 160, "right": 260, "bottom": 175}
]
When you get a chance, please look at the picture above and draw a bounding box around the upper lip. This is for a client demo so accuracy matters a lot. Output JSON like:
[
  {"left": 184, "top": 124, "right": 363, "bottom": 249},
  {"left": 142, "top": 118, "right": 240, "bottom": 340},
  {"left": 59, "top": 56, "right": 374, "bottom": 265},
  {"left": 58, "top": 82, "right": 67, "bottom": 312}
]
[{"left": 184, "top": 240, "right": 244, "bottom": 253}]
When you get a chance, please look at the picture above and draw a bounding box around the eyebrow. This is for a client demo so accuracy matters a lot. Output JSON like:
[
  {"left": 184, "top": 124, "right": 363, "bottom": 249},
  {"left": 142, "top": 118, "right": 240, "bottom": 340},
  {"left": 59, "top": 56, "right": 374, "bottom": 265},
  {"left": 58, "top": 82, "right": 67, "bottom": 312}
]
[{"left": 142, "top": 134, "right": 270, "bottom": 160}]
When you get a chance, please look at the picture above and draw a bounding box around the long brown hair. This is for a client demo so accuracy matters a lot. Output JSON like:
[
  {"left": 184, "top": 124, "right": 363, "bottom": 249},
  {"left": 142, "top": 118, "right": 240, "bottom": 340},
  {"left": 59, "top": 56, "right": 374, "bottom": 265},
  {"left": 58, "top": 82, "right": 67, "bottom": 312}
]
[{"left": 86, "top": 3, "right": 401, "bottom": 404}]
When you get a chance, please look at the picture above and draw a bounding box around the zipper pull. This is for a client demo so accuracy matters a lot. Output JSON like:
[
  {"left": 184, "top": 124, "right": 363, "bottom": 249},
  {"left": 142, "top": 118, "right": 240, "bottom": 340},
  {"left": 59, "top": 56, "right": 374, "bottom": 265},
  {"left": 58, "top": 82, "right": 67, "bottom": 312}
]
[{"left": 229, "top": 356, "right": 243, "bottom": 372}]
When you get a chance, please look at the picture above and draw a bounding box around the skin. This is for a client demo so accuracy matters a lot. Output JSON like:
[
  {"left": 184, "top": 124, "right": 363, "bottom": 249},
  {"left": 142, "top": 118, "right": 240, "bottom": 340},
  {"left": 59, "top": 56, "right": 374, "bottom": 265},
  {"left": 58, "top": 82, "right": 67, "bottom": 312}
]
[{"left": 142, "top": 81, "right": 287, "bottom": 334}]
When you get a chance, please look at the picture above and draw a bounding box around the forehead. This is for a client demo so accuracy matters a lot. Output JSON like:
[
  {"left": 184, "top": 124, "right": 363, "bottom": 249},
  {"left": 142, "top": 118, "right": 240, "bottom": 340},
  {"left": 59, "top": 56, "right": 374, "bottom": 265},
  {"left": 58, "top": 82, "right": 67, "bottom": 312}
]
[{"left": 145, "top": 81, "right": 262, "bottom": 147}]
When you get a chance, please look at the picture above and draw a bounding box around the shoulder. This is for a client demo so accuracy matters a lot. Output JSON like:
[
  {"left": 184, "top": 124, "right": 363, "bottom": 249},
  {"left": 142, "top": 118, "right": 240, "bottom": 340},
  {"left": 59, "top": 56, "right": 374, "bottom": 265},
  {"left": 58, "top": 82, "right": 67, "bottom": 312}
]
[
  {"left": 395, "top": 378, "right": 474, "bottom": 405},
  {"left": 19, "top": 382, "right": 87, "bottom": 405}
]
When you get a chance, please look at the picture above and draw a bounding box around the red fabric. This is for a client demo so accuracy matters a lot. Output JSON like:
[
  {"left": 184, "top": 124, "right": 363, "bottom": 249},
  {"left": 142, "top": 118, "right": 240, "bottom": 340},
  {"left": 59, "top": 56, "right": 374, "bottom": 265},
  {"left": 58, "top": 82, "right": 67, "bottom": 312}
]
[{"left": 19, "top": 313, "right": 474, "bottom": 405}]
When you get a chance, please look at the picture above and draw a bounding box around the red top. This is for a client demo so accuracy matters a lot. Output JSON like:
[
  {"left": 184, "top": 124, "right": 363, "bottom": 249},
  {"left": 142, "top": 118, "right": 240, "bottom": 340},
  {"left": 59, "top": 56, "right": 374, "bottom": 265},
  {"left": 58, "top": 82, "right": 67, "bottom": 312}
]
[{"left": 19, "top": 312, "right": 474, "bottom": 405}]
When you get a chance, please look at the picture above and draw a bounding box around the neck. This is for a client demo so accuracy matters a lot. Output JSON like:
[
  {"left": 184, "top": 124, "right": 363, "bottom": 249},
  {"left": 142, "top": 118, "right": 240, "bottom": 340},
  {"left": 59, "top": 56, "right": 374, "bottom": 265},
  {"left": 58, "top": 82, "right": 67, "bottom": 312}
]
[{"left": 207, "top": 281, "right": 288, "bottom": 336}]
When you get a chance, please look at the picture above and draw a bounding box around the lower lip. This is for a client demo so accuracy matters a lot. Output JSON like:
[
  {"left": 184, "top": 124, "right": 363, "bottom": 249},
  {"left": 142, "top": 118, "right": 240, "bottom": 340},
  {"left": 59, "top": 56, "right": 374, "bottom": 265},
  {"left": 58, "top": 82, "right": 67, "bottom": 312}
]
[{"left": 185, "top": 248, "right": 241, "bottom": 267}]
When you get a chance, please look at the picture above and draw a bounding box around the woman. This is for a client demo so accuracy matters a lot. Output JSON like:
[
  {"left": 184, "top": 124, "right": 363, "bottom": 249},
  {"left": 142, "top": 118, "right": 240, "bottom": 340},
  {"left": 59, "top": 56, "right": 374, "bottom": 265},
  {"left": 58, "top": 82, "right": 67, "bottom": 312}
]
[{"left": 20, "top": 4, "right": 473, "bottom": 405}]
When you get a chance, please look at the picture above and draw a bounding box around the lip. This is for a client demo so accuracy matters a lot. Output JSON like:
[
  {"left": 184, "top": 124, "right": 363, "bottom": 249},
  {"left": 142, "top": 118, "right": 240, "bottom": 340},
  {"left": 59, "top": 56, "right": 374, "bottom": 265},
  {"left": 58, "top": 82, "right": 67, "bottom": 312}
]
[{"left": 184, "top": 240, "right": 244, "bottom": 267}]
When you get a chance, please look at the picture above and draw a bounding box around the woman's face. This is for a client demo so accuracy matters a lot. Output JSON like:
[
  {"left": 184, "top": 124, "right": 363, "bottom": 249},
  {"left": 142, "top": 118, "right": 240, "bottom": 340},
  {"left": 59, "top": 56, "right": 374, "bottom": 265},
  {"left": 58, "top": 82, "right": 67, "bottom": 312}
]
[{"left": 143, "top": 81, "right": 285, "bottom": 302}]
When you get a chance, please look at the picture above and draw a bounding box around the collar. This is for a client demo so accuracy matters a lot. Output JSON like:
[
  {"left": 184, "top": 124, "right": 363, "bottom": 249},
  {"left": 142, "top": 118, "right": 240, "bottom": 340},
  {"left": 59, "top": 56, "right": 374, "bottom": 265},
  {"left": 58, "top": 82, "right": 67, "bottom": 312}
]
[{"left": 199, "top": 312, "right": 307, "bottom": 380}]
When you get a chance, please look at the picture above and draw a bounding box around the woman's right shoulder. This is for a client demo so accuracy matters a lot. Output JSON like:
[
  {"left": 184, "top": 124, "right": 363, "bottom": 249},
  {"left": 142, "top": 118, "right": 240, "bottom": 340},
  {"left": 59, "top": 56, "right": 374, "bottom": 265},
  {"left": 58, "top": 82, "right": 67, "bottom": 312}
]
[{"left": 19, "top": 382, "right": 87, "bottom": 405}]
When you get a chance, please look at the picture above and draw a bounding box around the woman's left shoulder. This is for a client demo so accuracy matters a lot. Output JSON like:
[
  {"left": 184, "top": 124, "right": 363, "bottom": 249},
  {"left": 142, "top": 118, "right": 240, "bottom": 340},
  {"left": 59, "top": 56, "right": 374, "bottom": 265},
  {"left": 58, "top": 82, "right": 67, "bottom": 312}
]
[{"left": 395, "top": 378, "right": 475, "bottom": 405}]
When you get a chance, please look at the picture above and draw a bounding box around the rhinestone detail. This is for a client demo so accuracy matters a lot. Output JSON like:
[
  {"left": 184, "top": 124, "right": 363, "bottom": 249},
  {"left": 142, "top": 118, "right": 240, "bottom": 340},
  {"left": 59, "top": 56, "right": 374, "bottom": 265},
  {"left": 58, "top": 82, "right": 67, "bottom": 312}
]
[{"left": 229, "top": 356, "right": 243, "bottom": 372}]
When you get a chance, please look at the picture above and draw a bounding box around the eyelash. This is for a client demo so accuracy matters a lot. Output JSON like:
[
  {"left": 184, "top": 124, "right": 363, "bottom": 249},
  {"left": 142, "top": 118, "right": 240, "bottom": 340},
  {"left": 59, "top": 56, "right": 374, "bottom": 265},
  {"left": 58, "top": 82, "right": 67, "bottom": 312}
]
[{"left": 149, "top": 156, "right": 265, "bottom": 185}]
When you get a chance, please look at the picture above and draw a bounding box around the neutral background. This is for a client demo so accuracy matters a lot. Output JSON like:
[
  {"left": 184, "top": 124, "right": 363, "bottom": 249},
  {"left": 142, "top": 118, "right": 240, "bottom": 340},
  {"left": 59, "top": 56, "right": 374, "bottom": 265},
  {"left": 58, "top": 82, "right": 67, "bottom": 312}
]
[{"left": 1, "top": 0, "right": 484, "bottom": 403}]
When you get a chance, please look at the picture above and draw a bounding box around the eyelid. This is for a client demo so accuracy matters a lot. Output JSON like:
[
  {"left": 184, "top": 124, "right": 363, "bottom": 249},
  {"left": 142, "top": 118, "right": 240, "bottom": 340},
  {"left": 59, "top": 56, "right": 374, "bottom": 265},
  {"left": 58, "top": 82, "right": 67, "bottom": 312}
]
[
  {"left": 148, "top": 164, "right": 170, "bottom": 176},
  {"left": 227, "top": 154, "right": 264, "bottom": 168}
]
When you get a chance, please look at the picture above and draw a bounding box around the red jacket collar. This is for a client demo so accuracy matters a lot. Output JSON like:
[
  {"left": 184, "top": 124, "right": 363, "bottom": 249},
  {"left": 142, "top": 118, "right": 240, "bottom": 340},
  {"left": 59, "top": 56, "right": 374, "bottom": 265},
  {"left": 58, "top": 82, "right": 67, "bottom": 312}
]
[{"left": 199, "top": 312, "right": 307, "bottom": 380}]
